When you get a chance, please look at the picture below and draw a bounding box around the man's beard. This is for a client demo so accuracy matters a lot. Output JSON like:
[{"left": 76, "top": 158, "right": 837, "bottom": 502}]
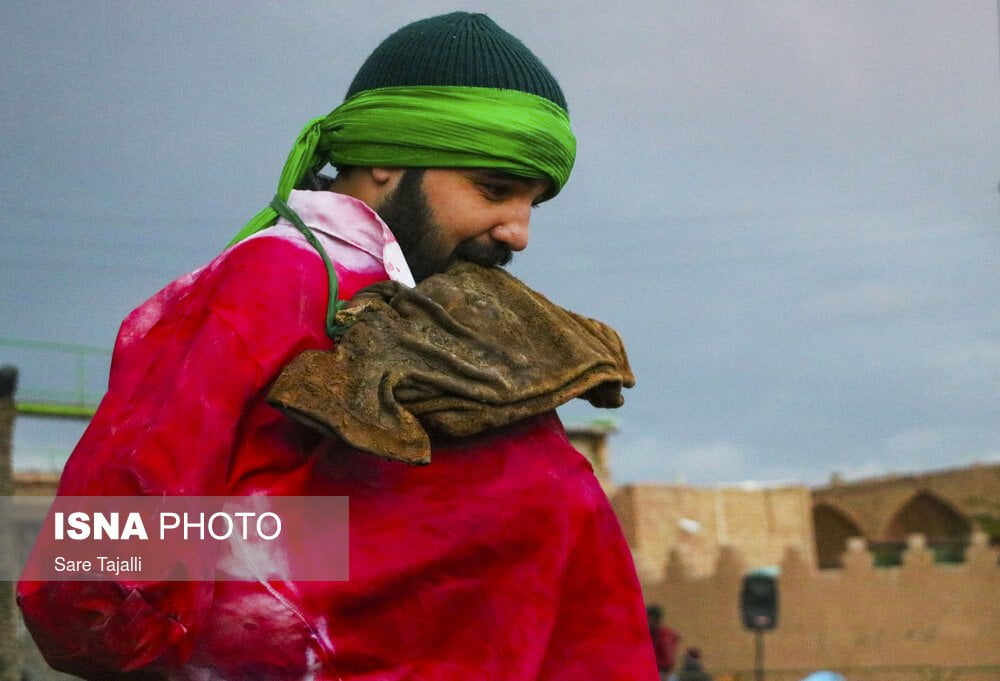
[{"left": 376, "top": 168, "right": 513, "bottom": 283}]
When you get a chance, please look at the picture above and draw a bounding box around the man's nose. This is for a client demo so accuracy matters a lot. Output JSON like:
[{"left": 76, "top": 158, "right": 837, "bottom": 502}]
[{"left": 489, "top": 201, "right": 531, "bottom": 252}]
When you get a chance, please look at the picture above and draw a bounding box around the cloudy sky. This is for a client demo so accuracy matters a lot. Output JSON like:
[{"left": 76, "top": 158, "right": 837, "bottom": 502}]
[{"left": 2, "top": 1, "right": 998, "bottom": 486}]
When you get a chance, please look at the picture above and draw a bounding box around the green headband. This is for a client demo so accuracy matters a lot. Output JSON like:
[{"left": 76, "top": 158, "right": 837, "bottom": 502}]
[{"left": 229, "top": 85, "right": 576, "bottom": 244}]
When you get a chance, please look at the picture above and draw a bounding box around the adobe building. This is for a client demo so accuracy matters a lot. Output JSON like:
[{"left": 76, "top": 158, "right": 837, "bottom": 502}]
[
  {"left": 568, "top": 422, "right": 1000, "bottom": 582},
  {"left": 643, "top": 530, "right": 1000, "bottom": 672},
  {"left": 564, "top": 425, "right": 1000, "bottom": 672},
  {"left": 605, "top": 448, "right": 1000, "bottom": 673},
  {"left": 565, "top": 422, "right": 616, "bottom": 494},
  {"left": 812, "top": 462, "right": 1000, "bottom": 568},
  {"left": 611, "top": 482, "right": 816, "bottom": 581}
]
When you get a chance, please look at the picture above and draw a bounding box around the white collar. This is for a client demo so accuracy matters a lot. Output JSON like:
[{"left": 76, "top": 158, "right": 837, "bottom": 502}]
[{"left": 277, "top": 190, "right": 415, "bottom": 287}]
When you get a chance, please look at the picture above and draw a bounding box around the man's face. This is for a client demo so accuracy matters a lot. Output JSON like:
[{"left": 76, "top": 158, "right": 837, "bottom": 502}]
[{"left": 376, "top": 168, "right": 549, "bottom": 282}]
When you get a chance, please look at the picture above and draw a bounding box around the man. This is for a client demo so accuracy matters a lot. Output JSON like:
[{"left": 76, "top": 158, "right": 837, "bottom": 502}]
[
  {"left": 647, "top": 605, "right": 681, "bottom": 679},
  {"left": 18, "top": 12, "right": 656, "bottom": 680}
]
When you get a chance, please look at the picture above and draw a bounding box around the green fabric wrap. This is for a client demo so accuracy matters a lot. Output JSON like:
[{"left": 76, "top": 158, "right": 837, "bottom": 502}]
[
  {"left": 229, "top": 85, "right": 575, "bottom": 245},
  {"left": 321, "top": 86, "right": 575, "bottom": 186}
]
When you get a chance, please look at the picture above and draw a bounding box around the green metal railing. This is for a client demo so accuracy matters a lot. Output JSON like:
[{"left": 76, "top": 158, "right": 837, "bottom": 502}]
[{"left": 0, "top": 337, "right": 109, "bottom": 419}]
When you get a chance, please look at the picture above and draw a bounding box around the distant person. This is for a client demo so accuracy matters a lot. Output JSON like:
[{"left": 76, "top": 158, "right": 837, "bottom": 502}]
[
  {"left": 648, "top": 605, "right": 681, "bottom": 679},
  {"left": 674, "top": 647, "right": 713, "bottom": 681}
]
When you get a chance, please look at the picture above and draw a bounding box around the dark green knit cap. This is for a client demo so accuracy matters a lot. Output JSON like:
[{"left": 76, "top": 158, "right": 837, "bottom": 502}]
[{"left": 346, "top": 12, "right": 568, "bottom": 111}]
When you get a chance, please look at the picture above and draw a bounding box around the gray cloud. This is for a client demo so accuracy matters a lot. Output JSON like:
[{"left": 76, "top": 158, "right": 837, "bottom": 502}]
[{"left": 3, "top": 1, "right": 998, "bottom": 486}]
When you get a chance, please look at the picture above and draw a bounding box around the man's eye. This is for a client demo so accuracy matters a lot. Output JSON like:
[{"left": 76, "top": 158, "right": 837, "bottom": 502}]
[{"left": 480, "top": 183, "right": 510, "bottom": 200}]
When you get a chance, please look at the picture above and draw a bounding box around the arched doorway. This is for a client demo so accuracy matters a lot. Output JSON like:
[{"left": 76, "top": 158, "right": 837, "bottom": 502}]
[
  {"left": 882, "top": 491, "right": 972, "bottom": 563},
  {"left": 813, "top": 503, "right": 864, "bottom": 569}
]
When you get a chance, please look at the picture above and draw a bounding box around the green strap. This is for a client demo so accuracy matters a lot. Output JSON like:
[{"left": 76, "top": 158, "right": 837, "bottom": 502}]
[{"left": 269, "top": 195, "right": 352, "bottom": 339}]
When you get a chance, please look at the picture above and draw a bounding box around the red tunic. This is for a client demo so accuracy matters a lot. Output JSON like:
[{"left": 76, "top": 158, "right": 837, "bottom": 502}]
[{"left": 18, "top": 191, "right": 658, "bottom": 680}]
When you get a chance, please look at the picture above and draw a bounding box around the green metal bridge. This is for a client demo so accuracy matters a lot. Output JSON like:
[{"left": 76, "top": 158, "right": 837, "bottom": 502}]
[{"left": 1, "top": 337, "right": 108, "bottom": 420}]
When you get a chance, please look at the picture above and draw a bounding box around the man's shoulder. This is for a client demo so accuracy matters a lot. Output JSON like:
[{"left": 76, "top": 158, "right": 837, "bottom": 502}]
[
  {"left": 167, "top": 234, "right": 325, "bottom": 306},
  {"left": 117, "top": 234, "right": 329, "bottom": 351},
  {"left": 216, "top": 231, "right": 325, "bottom": 275}
]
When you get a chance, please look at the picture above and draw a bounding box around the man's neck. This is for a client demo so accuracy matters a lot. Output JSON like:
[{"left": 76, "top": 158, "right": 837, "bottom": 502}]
[{"left": 328, "top": 170, "right": 380, "bottom": 212}]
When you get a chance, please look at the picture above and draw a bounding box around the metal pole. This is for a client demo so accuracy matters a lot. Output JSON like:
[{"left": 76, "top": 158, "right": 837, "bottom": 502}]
[
  {"left": 0, "top": 366, "right": 20, "bottom": 681},
  {"left": 754, "top": 628, "right": 764, "bottom": 681}
]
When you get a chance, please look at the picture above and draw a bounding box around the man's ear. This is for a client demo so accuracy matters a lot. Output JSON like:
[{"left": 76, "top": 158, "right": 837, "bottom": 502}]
[
  {"left": 371, "top": 167, "right": 405, "bottom": 187},
  {"left": 329, "top": 166, "right": 406, "bottom": 210},
  {"left": 367, "top": 167, "right": 406, "bottom": 207}
]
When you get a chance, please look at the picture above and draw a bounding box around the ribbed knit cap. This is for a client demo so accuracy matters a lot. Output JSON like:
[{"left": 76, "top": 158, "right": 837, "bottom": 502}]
[{"left": 346, "top": 12, "right": 568, "bottom": 111}]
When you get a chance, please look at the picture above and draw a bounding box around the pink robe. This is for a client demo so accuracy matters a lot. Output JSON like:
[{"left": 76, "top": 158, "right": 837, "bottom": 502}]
[{"left": 18, "top": 191, "right": 658, "bottom": 680}]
